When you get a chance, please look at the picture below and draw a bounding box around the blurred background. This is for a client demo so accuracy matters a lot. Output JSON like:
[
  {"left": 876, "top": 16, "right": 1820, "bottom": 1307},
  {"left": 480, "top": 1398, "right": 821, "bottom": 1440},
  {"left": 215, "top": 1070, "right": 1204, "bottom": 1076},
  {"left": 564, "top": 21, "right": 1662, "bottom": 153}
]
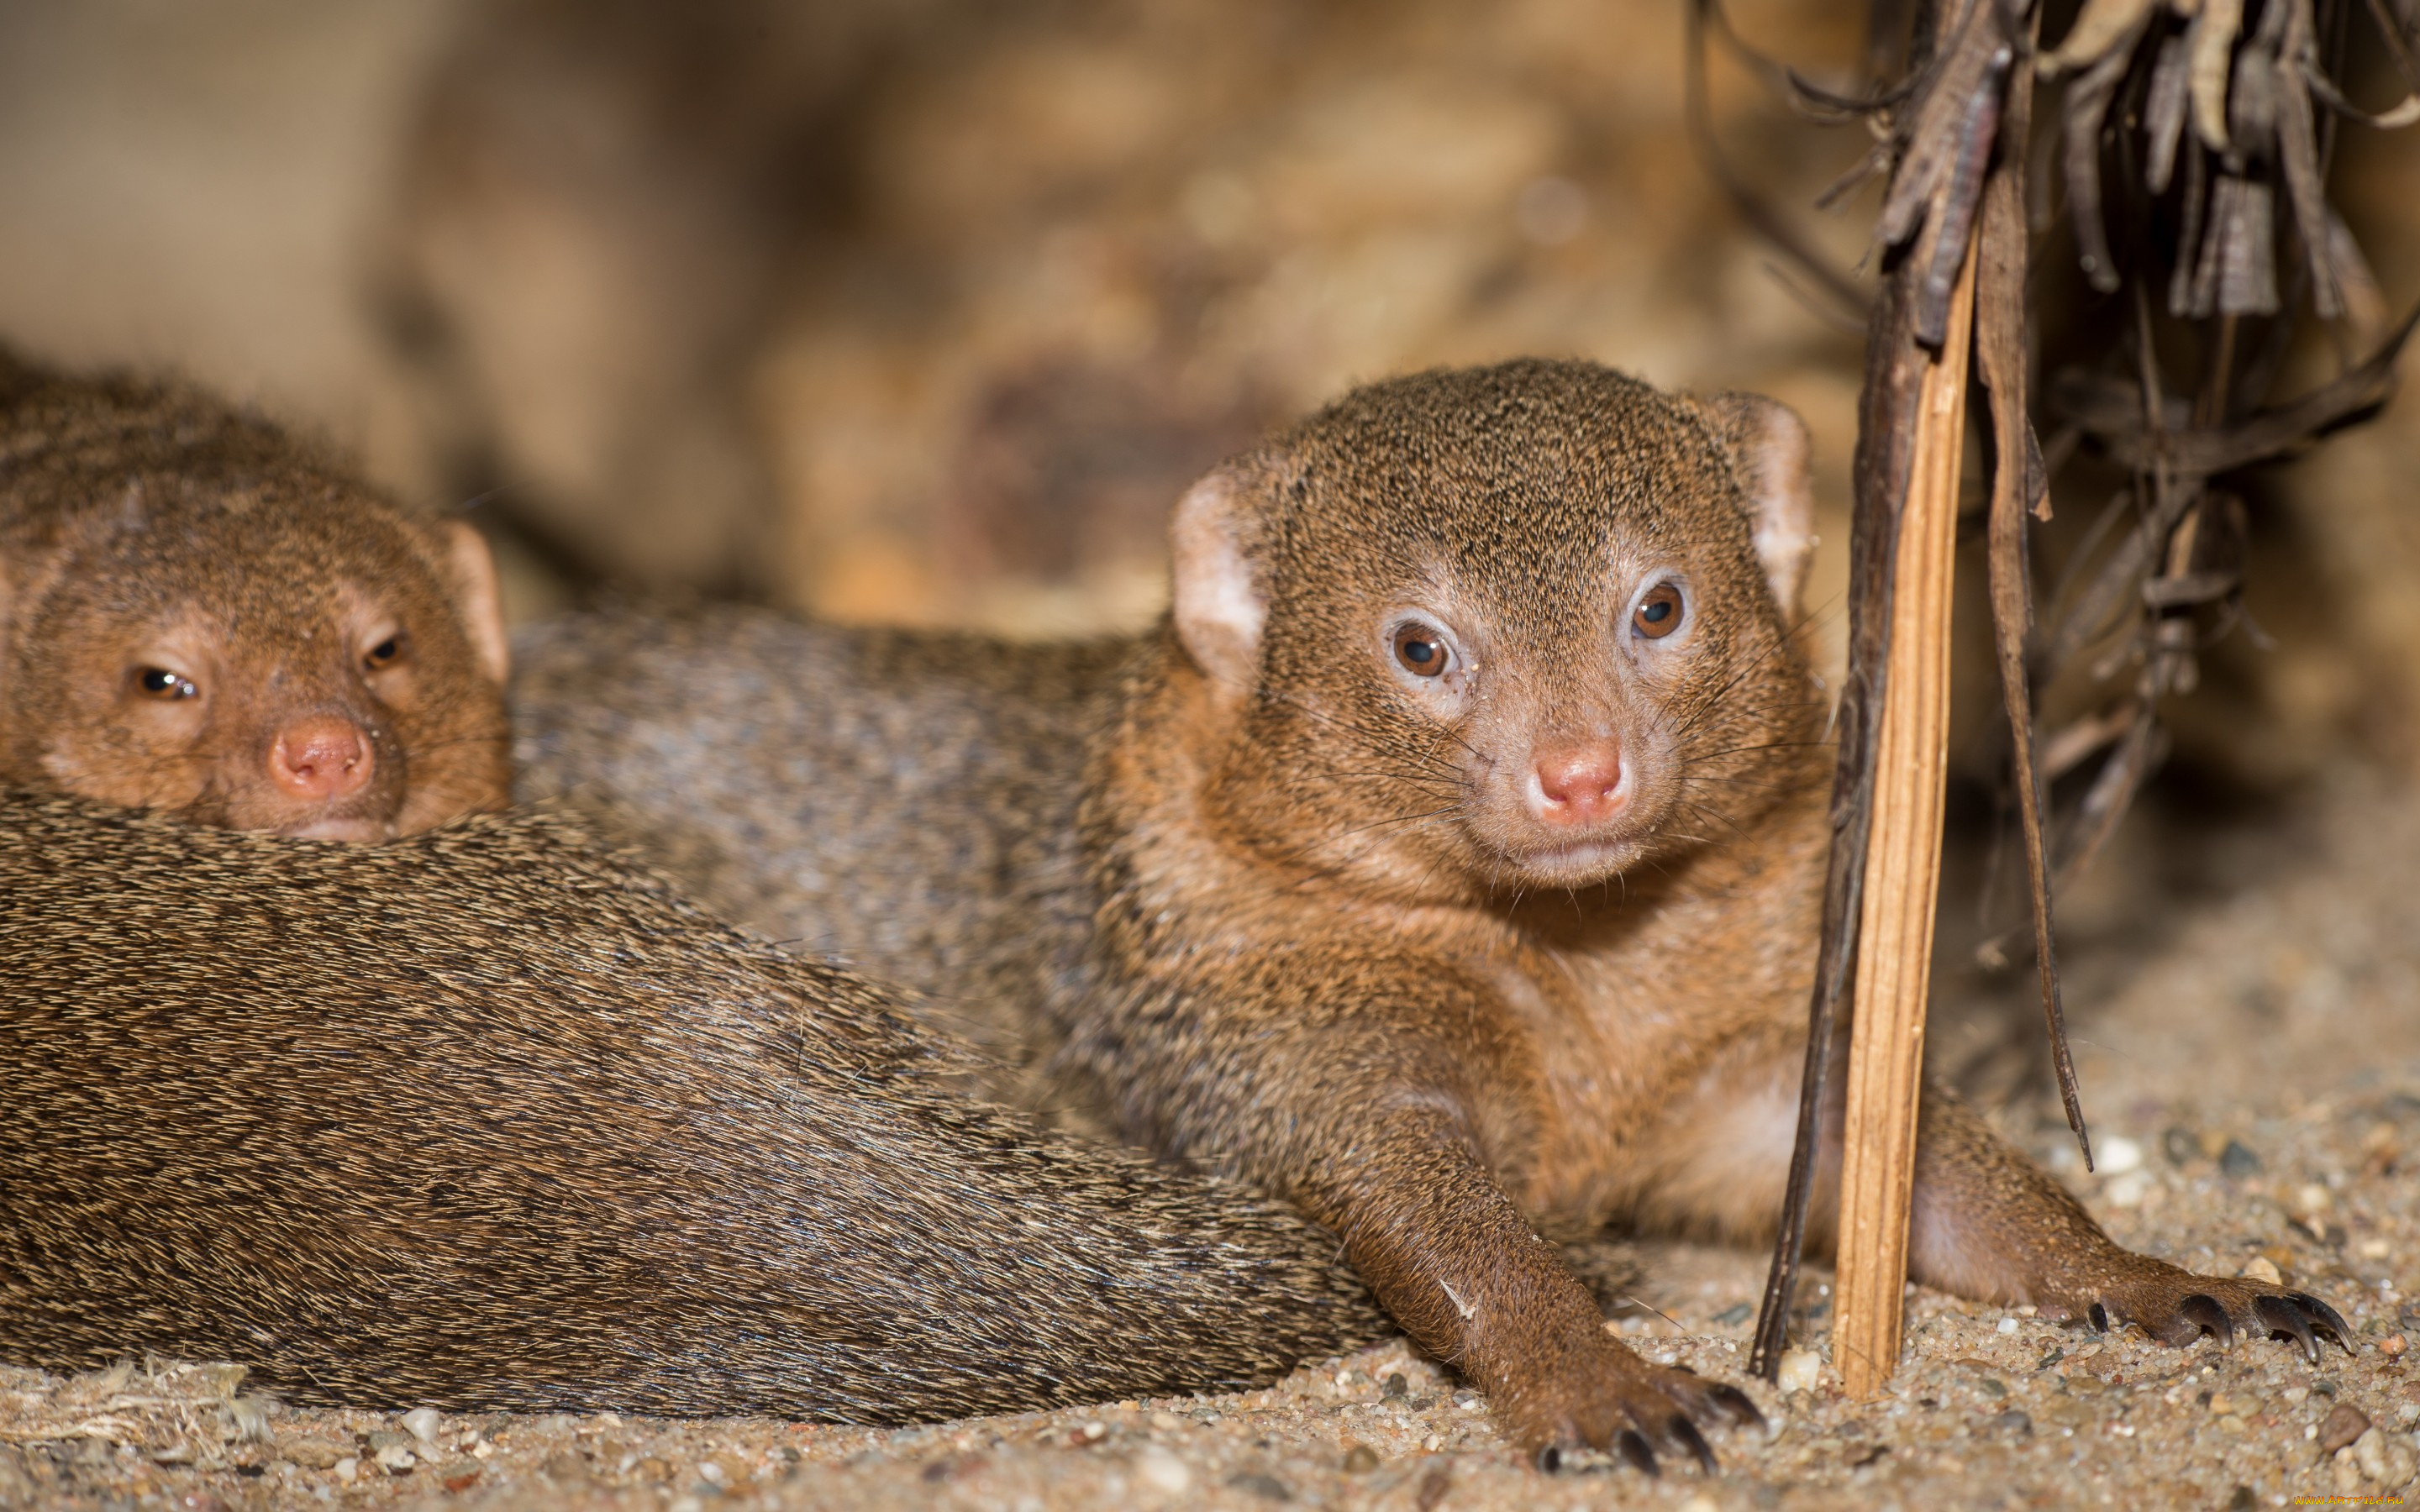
[{"left": 4, "top": 0, "right": 2418, "bottom": 1105}]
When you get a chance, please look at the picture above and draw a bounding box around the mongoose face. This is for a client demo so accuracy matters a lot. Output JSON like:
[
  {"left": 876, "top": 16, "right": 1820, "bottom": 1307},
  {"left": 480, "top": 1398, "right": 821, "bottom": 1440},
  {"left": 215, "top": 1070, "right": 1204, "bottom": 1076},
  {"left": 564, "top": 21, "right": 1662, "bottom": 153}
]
[
  {"left": 0, "top": 364, "right": 513, "bottom": 839},
  {"left": 1174, "top": 359, "right": 1820, "bottom": 896}
]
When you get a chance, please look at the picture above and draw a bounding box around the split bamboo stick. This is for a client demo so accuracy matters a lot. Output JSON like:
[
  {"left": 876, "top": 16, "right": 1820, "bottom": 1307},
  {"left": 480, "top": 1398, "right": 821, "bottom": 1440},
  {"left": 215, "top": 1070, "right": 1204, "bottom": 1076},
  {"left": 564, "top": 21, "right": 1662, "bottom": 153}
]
[{"left": 1831, "top": 237, "right": 1978, "bottom": 1399}]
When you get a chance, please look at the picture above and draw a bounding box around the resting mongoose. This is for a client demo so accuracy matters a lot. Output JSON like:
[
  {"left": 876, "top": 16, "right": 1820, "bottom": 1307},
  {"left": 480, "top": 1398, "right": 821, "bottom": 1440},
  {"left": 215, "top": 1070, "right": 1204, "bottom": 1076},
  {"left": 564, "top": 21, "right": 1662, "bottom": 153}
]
[
  {"left": 0, "top": 357, "right": 1382, "bottom": 1415},
  {"left": 0, "top": 788, "right": 1383, "bottom": 1419},
  {"left": 516, "top": 359, "right": 2353, "bottom": 1470},
  {"left": 0, "top": 354, "right": 512, "bottom": 837}
]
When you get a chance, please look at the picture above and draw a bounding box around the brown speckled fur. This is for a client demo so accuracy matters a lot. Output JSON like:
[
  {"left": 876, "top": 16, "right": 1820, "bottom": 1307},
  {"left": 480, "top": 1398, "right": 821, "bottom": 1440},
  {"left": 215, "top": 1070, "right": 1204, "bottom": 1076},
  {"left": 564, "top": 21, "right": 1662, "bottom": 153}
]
[
  {"left": 0, "top": 354, "right": 511, "bottom": 837},
  {"left": 0, "top": 790, "right": 1383, "bottom": 1420},
  {"left": 515, "top": 360, "right": 2351, "bottom": 1468}
]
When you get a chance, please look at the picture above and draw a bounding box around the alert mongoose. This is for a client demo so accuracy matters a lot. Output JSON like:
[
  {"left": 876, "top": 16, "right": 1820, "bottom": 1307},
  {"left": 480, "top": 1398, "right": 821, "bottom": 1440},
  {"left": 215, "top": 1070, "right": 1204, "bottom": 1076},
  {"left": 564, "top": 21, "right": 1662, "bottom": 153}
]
[
  {"left": 0, "top": 354, "right": 512, "bottom": 837},
  {"left": 516, "top": 359, "right": 2352, "bottom": 1469},
  {"left": 0, "top": 788, "right": 1382, "bottom": 1420}
]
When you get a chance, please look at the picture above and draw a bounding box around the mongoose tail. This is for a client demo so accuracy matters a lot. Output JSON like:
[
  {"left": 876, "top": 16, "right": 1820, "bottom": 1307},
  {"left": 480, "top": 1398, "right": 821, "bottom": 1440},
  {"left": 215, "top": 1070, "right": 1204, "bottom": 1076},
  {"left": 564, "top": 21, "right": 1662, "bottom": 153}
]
[{"left": 0, "top": 791, "right": 1385, "bottom": 1420}]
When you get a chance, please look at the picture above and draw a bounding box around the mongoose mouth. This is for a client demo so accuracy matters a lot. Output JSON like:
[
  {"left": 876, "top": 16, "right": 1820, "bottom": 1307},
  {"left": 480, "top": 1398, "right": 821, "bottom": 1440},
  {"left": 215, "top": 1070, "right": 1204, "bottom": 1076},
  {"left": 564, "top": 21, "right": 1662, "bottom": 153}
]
[
  {"left": 279, "top": 815, "right": 397, "bottom": 843},
  {"left": 1482, "top": 831, "right": 1648, "bottom": 890}
]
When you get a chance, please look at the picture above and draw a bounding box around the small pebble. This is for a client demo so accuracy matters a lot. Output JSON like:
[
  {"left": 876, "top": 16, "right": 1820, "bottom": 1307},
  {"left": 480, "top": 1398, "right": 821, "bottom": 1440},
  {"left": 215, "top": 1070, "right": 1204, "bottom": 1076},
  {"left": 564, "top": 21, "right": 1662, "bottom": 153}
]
[
  {"left": 1136, "top": 1444, "right": 1191, "bottom": 1494},
  {"left": 2099, "top": 1136, "right": 2144, "bottom": 1174},
  {"left": 2221, "top": 1139, "right": 2263, "bottom": 1178},
  {"left": 277, "top": 1440, "right": 346, "bottom": 1470},
  {"left": 2164, "top": 1126, "right": 2201, "bottom": 1167},
  {"left": 2382, "top": 1333, "right": 2408, "bottom": 1358},
  {"left": 2355, "top": 1426, "right": 2420, "bottom": 1487},
  {"left": 2242, "top": 1256, "right": 2285, "bottom": 1284},
  {"left": 1228, "top": 1469, "right": 1292, "bottom": 1501},
  {"left": 401, "top": 1408, "right": 442, "bottom": 1446},
  {"left": 333, "top": 1456, "right": 359, "bottom": 1484},
  {"left": 2321, "top": 1402, "right": 2373, "bottom": 1454},
  {"left": 1776, "top": 1348, "right": 1823, "bottom": 1394},
  {"left": 373, "top": 1443, "right": 414, "bottom": 1473},
  {"left": 1341, "top": 1442, "right": 1380, "bottom": 1473},
  {"left": 1382, "top": 1373, "right": 1408, "bottom": 1399},
  {"left": 1996, "top": 1316, "right": 2019, "bottom": 1335}
]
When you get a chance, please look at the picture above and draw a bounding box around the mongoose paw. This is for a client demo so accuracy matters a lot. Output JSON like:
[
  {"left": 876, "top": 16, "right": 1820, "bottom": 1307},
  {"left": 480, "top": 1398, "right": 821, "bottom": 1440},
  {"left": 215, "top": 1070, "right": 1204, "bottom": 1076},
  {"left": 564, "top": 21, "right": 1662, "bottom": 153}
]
[
  {"left": 2066, "top": 1263, "right": 2355, "bottom": 1364},
  {"left": 1517, "top": 1338, "right": 1765, "bottom": 1475}
]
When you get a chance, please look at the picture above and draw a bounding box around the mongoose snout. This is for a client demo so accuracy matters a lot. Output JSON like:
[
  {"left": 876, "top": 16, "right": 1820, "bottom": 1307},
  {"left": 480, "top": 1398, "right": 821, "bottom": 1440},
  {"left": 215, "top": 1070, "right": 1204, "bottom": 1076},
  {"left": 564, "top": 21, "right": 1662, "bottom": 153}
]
[
  {"left": 0, "top": 355, "right": 513, "bottom": 836},
  {"left": 1525, "top": 740, "right": 1627, "bottom": 827},
  {"left": 266, "top": 711, "right": 382, "bottom": 837}
]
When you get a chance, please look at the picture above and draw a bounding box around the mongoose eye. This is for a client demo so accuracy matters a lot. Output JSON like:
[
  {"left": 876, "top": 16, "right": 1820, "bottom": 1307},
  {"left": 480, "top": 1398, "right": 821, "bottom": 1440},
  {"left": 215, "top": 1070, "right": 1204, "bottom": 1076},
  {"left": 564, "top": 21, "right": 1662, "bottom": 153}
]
[
  {"left": 134, "top": 667, "right": 197, "bottom": 700},
  {"left": 1632, "top": 582, "right": 1686, "bottom": 640},
  {"left": 1392, "top": 624, "right": 1452, "bottom": 678},
  {"left": 363, "top": 633, "right": 406, "bottom": 671}
]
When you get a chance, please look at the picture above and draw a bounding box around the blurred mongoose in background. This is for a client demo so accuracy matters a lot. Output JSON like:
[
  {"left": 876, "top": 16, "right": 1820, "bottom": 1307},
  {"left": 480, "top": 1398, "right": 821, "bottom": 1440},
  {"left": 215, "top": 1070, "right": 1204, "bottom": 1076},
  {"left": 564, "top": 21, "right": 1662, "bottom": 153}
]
[
  {"left": 0, "top": 789, "right": 1383, "bottom": 1419},
  {"left": 517, "top": 359, "right": 2353, "bottom": 1470},
  {"left": 0, "top": 354, "right": 512, "bottom": 837}
]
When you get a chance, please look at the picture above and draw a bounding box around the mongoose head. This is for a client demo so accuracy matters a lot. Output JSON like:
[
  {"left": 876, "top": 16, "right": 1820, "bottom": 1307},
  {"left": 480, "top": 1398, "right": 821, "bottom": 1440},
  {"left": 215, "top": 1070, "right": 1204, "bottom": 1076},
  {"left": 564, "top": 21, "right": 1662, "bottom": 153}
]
[
  {"left": 1171, "top": 359, "right": 1821, "bottom": 899},
  {"left": 0, "top": 364, "right": 513, "bottom": 840}
]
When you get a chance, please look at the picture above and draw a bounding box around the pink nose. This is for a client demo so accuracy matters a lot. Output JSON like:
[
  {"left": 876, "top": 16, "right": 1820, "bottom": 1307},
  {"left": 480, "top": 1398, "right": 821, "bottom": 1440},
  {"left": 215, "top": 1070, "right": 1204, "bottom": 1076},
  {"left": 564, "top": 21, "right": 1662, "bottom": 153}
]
[
  {"left": 269, "top": 716, "right": 375, "bottom": 802},
  {"left": 1530, "top": 742, "right": 1626, "bottom": 826}
]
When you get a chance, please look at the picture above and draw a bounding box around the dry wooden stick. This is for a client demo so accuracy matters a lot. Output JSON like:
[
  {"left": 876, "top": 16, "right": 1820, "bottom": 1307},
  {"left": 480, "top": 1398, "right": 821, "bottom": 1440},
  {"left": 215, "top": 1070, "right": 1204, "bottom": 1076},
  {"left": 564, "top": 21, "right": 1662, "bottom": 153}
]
[{"left": 1831, "top": 237, "right": 1976, "bottom": 1399}]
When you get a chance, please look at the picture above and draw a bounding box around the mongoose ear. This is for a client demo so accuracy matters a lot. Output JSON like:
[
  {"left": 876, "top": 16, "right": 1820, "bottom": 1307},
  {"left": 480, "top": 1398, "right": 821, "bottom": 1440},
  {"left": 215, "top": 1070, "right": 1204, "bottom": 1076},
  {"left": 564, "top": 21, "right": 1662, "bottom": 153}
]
[
  {"left": 1697, "top": 393, "right": 1818, "bottom": 623},
  {"left": 1170, "top": 464, "right": 1268, "bottom": 694},
  {"left": 440, "top": 519, "right": 512, "bottom": 685}
]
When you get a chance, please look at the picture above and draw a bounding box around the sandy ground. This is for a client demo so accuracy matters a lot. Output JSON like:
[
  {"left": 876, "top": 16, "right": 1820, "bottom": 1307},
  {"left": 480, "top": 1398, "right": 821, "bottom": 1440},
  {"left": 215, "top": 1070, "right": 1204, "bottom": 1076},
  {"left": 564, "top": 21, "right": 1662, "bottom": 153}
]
[{"left": 5, "top": 766, "right": 2420, "bottom": 1511}]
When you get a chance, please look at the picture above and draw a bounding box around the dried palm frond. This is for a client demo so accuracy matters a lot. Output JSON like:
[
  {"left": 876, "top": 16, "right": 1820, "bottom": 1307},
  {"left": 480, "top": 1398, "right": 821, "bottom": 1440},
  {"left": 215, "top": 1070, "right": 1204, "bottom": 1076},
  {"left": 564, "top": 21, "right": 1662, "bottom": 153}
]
[{"left": 1693, "top": 0, "right": 2420, "bottom": 1382}]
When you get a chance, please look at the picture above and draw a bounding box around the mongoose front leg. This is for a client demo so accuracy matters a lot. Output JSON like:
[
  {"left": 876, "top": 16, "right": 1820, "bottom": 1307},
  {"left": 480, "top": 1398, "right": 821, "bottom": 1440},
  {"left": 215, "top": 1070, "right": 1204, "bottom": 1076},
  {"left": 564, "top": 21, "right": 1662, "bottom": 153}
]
[
  {"left": 1905, "top": 1092, "right": 2354, "bottom": 1360},
  {"left": 1636, "top": 1048, "right": 2352, "bottom": 1362},
  {"left": 1299, "top": 1099, "right": 1764, "bottom": 1471},
  {"left": 1099, "top": 963, "right": 1765, "bottom": 1472}
]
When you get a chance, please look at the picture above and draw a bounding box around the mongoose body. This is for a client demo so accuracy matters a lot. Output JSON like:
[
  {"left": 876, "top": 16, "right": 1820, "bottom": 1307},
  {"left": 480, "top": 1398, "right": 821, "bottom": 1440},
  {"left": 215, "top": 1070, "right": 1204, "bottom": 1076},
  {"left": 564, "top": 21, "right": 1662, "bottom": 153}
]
[
  {"left": 517, "top": 360, "right": 2351, "bottom": 1467},
  {"left": 0, "top": 356, "right": 512, "bottom": 837},
  {"left": 0, "top": 790, "right": 1382, "bottom": 1420}
]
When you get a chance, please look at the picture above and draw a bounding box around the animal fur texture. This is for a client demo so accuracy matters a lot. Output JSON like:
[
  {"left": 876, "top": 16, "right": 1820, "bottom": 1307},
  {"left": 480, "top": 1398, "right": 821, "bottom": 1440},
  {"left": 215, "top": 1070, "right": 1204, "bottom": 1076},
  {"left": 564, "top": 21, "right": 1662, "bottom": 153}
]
[{"left": 0, "top": 790, "right": 1382, "bottom": 1420}]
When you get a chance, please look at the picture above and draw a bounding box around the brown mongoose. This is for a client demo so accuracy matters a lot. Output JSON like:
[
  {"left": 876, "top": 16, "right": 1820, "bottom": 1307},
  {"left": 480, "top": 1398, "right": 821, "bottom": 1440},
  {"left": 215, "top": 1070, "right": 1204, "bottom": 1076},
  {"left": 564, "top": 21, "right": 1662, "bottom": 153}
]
[
  {"left": 514, "top": 358, "right": 2354, "bottom": 1470},
  {"left": 0, "top": 788, "right": 1383, "bottom": 1420},
  {"left": 0, "top": 354, "right": 512, "bottom": 837}
]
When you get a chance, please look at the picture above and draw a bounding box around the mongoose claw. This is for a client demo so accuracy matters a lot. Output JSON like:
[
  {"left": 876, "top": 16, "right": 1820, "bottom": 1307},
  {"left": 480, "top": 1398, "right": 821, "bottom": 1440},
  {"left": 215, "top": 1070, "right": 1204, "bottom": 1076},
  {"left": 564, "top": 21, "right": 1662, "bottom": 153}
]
[
  {"left": 1520, "top": 1338, "right": 1760, "bottom": 1474},
  {"left": 2256, "top": 1294, "right": 2321, "bottom": 1363},
  {"left": 1668, "top": 1415, "right": 1719, "bottom": 1475},
  {"left": 1615, "top": 1429, "right": 1660, "bottom": 1477},
  {"left": 1702, "top": 1380, "right": 1769, "bottom": 1432},
  {"left": 2169, "top": 1293, "right": 2234, "bottom": 1347},
  {"left": 2087, "top": 1263, "right": 2357, "bottom": 1362}
]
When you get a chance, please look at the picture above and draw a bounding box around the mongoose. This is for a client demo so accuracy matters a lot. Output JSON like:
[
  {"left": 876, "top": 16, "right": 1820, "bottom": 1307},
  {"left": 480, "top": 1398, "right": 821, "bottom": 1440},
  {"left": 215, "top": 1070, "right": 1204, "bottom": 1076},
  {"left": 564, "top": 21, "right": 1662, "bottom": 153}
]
[
  {"left": 0, "top": 788, "right": 1383, "bottom": 1420},
  {"left": 0, "top": 354, "right": 512, "bottom": 837},
  {"left": 515, "top": 359, "right": 2353, "bottom": 1470}
]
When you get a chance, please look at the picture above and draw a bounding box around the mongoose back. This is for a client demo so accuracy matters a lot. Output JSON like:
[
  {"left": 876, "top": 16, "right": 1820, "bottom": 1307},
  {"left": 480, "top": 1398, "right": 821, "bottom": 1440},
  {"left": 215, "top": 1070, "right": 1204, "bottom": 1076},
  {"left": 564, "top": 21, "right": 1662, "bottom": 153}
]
[
  {"left": 0, "top": 789, "right": 1383, "bottom": 1420},
  {"left": 517, "top": 359, "right": 2352, "bottom": 1469},
  {"left": 0, "top": 354, "right": 512, "bottom": 837}
]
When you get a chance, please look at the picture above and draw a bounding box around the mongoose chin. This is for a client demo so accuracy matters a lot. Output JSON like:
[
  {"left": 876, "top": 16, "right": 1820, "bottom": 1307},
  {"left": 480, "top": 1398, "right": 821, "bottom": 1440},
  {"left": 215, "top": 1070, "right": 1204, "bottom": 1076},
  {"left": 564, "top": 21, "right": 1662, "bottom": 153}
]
[
  {"left": 517, "top": 358, "right": 2354, "bottom": 1472},
  {"left": 0, "top": 354, "right": 513, "bottom": 839}
]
